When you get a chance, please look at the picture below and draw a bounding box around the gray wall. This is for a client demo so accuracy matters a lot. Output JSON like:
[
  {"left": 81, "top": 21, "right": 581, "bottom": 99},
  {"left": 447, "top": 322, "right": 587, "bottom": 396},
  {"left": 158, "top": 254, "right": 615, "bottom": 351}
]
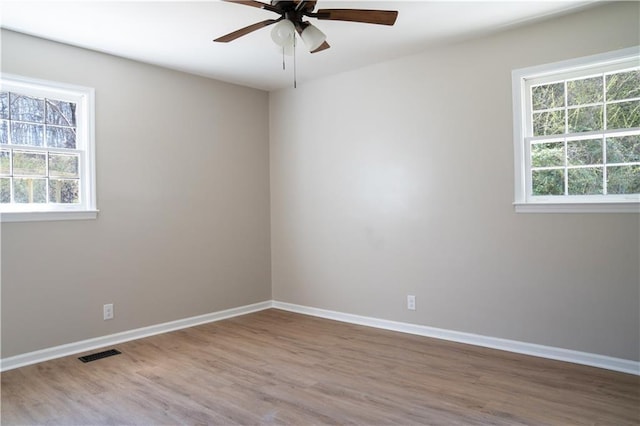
[
  {"left": 270, "top": 2, "right": 640, "bottom": 361},
  {"left": 1, "top": 30, "right": 272, "bottom": 358}
]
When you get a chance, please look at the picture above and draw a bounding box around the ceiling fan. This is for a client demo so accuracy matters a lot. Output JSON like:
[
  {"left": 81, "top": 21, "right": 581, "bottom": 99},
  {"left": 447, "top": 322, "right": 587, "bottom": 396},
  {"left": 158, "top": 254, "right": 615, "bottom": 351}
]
[{"left": 214, "top": 0, "right": 399, "bottom": 54}]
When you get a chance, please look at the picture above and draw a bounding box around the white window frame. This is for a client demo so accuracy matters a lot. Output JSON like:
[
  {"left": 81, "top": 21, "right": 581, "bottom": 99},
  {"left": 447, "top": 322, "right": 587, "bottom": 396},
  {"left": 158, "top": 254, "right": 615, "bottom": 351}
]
[
  {"left": 512, "top": 46, "right": 640, "bottom": 213},
  {"left": 0, "top": 74, "right": 97, "bottom": 222}
]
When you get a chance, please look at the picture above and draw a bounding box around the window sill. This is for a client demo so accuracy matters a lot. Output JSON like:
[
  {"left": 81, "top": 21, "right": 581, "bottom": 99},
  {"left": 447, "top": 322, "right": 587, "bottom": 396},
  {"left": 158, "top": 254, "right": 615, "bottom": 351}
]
[
  {"left": 0, "top": 210, "right": 99, "bottom": 223},
  {"left": 514, "top": 202, "right": 639, "bottom": 213}
]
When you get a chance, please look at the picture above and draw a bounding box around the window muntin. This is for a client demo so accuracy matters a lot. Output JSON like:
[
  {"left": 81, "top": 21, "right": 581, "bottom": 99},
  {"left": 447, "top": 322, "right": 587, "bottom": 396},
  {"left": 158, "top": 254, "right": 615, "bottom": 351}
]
[
  {"left": 513, "top": 47, "right": 640, "bottom": 211},
  {"left": 0, "top": 74, "right": 96, "bottom": 220}
]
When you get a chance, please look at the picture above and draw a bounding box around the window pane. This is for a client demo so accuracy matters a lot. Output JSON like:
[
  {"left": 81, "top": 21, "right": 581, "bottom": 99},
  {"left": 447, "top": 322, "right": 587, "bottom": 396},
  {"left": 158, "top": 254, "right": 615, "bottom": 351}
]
[
  {"left": 532, "top": 169, "right": 564, "bottom": 195},
  {"left": 46, "top": 100, "right": 76, "bottom": 127},
  {"left": 606, "top": 135, "right": 640, "bottom": 164},
  {"left": 0, "top": 120, "right": 8, "bottom": 144},
  {"left": 607, "top": 165, "right": 640, "bottom": 194},
  {"left": 13, "top": 178, "right": 46, "bottom": 203},
  {"left": 607, "top": 100, "right": 640, "bottom": 130},
  {"left": 533, "top": 110, "right": 565, "bottom": 136},
  {"left": 10, "top": 94, "right": 45, "bottom": 122},
  {"left": 606, "top": 69, "right": 640, "bottom": 101},
  {"left": 531, "top": 142, "right": 564, "bottom": 167},
  {"left": 0, "top": 92, "right": 8, "bottom": 119},
  {"left": 567, "top": 139, "right": 602, "bottom": 166},
  {"left": 49, "top": 179, "right": 79, "bottom": 204},
  {"left": 49, "top": 153, "right": 79, "bottom": 178},
  {"left": 532, "top": 82, "right": 564, "bottom": 110},
  {"left": 567, "top": 76, "right": 603, "bottom": 106},
  {"left": 46, "top": 126, "right": 76, "bottom": 149},
  {"left": 0, "top": 178, "right": 10, "bottom": 203},
  {"left": 1, "top": 76, "right": 94, "bottom": 213},
  {"left": 568, "top": 167, "right": 603, "bottom": 195},
  {"left": 13, "top": 151, "right": 46, "bottom": 176},
  {"left": 0, "top": 150, "right": 10, "bottom": 175},
  {"left": 11, "top": 122, "right": 44, "bottom": 146},
  {"left": 567, "top": 105, "right": 603, "bottom": 133}
]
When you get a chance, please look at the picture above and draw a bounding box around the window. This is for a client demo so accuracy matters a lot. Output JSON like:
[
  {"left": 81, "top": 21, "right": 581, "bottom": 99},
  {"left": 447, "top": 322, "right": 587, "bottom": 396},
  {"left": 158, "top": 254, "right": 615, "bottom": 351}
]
[
  {"left": 0, "top": 74, "right": 96, "bottom": 222},
  {"left": 512, "top": 47, "right": 640, "bottom": 213}
]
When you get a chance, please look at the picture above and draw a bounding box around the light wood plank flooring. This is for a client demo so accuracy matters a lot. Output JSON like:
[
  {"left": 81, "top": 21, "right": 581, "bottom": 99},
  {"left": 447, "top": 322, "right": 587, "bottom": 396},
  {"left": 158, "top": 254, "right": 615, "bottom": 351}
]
[{"left": 2, "top": 309, "right": 638, "bottom": 425}]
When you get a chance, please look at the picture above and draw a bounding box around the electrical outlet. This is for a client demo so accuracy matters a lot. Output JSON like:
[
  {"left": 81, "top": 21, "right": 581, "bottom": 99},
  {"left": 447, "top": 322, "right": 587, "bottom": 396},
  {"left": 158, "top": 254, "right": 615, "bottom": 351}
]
[
  {"left": 103, "top": 303, "right": 114, "bottom": 320},
  {"left": 407, "top": 295, "right": 416, "bottom": 311}
]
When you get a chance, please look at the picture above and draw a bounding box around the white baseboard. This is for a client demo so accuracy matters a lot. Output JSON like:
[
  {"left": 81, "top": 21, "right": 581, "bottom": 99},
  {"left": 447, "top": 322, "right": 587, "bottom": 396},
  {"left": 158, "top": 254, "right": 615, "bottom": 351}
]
[
  {"left": 0, "top": 301, "right": 272, "bottom": 372},
  {"left": 272, "top": 301, "right": 640, "bottom": 376},
  {"left": 3, "top": 299, "right": 638, "bottom": 376}
]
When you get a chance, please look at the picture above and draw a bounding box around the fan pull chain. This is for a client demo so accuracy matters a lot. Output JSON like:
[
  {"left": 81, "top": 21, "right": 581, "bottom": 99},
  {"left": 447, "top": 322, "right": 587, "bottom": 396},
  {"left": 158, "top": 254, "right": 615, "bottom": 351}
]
[
  {"left": 293, "top": 34, "right": 297, "bottom": 89},
  {"left": 279, "top": 35, "right": 297, "bottom": 89}
]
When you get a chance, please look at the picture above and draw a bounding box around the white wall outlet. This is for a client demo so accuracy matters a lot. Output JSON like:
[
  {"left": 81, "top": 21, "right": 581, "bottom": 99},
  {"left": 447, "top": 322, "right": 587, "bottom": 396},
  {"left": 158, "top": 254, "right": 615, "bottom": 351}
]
[
  {"left": 103, "top": 303, "right": 114, "bottom": 320},
  {"left": 407, "top": 295, "right": 416, "bottom": 311}
]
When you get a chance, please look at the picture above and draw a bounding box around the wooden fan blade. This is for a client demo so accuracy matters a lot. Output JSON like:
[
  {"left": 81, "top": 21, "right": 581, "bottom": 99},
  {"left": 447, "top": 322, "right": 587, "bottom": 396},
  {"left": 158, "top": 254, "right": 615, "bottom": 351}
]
[
  {"left": 315, "top": 9, "right": 398, "bottom": 26},
  {"left": 311, "top": 41, "right": 330, "bottom": 53},
  {"left": 213, "top": 19, "right": 278, "bottom": 43},
  {"left": 221, "top": 0, "right": 280, "bottom": 14}
]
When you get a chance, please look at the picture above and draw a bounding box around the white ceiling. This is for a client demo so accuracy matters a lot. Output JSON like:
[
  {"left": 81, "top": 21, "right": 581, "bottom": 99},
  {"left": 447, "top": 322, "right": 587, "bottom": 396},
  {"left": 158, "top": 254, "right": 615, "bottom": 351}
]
[{"left": 1, "top": 0, "right": 597, "bottom": 91}]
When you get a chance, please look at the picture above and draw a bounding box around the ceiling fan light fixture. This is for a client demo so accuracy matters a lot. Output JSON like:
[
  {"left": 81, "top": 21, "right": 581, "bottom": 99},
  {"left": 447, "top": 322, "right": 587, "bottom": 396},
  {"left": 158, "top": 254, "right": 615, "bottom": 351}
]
[
  {"left": 215, "top": 0, "right": 399, "bottom": 58},
  {"left": 300, "top": 23, "right": 326, "bottom": 52},
  {"left": 270, "top": 19, "right": 295, "bottom": 47}
]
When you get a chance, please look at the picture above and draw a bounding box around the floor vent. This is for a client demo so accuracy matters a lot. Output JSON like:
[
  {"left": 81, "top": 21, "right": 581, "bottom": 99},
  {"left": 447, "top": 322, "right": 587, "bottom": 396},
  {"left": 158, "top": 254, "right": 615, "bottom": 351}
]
[{"left": 78, "top": 349, "right": 121, "bottom": 363}]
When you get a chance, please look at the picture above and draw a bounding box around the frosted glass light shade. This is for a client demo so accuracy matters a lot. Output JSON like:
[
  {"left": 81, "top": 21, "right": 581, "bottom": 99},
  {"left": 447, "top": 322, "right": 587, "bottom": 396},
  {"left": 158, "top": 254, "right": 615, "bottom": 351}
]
[
  {"left": 300, "top": 23, "right": 326, "bottom": 52},
  {"left": 271, "top": 19, "right": 295, "bottom": 47}
]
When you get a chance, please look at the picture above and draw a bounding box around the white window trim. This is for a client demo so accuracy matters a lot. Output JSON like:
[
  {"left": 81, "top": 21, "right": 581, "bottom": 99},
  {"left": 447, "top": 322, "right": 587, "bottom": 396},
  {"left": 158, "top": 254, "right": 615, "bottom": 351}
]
[
  {"left": 512, "top": 46, "right": 640, "bottom": 214},
  {"left": 0, "top": 73, "right": 98, "bottom": 222}
]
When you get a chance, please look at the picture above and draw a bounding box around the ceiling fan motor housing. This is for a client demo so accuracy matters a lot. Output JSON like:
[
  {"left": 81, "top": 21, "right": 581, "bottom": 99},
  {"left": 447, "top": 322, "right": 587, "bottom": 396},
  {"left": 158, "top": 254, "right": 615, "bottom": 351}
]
[{"left": 272, "top": 1, "right": 316, "bottom": 13}]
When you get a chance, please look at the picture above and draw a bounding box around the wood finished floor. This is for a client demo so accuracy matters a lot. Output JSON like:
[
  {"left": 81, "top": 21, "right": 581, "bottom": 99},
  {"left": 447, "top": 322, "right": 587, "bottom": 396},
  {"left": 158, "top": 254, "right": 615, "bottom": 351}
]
[{"left": 1, "top": 309, "right": 638, "bottom": 425}]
